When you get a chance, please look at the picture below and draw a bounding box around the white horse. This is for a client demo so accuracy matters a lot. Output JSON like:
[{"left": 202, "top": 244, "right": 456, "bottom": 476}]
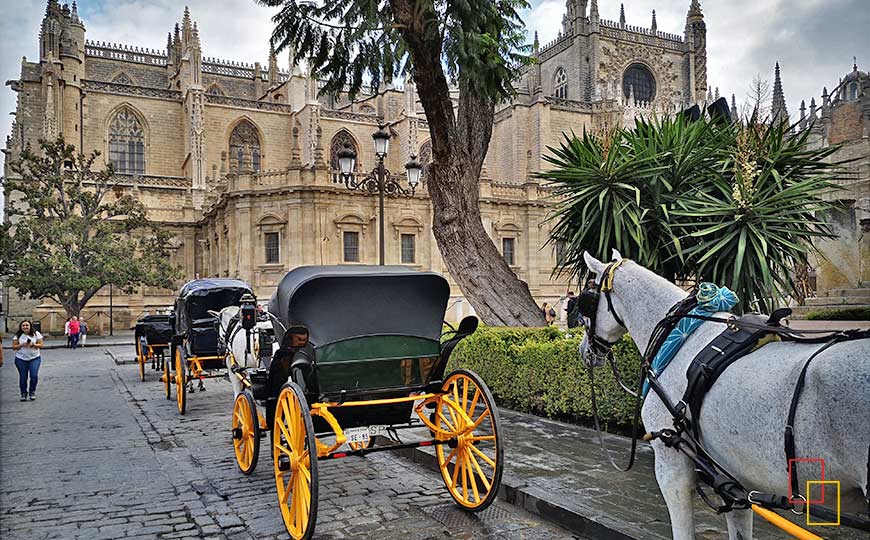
[
  {"left": 215, "top": 306, "right": 275, "bottom": 398},
  {"left": 580, "top": 250, "right": 869, "bottom": 540}
]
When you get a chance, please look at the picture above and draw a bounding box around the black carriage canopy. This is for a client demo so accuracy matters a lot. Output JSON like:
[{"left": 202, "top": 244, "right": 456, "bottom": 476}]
[
  {"left": 174, "top": 278, "right": 253, "bottom": 335},
  {"left": 134, "top": 314, "right": 173, "bottom": 344},
  {"left": 269, "top": 266, "right": 450, "bottom": 347}
]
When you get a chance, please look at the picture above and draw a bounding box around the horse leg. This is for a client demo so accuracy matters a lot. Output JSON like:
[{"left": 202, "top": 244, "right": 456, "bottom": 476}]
[
  {"left": 653, "top": 445, "right": 697, "bottom": 540},
  {"left": 724, "top": 509, "right": 753, "bottom": 540}
]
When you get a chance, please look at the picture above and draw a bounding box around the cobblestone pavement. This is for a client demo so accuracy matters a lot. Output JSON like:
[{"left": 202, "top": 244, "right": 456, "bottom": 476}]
[{"left": 0, "top": 346, "right": 582, "bottom": 540}]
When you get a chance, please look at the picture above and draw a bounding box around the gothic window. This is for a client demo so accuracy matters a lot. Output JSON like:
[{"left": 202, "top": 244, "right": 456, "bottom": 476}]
[
  {"left": 112, "top": 72, "right": 134, "bottom": 85},
  {"left": 229, "top": 120, "right": 261, "bottom": 172},
  {"left": 849, "top": 82, "right": 858, "bottom": 101},
  {"left": 553, "top": 68, "right": 568, "bottom": 99},
  {"left": 418, "top": 140, "right": 432, "bottom": 182},
  {"left": 330, "top": 130, "right": 358, "bottom": 183},
  {"left": 108, "top": 108, "right": 145, "bottom": 175},
  {"left": 623, "top": 63, "right": 656, "bottom": 102}
]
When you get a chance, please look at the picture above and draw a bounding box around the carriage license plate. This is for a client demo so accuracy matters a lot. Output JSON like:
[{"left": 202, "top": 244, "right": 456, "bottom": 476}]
[{"left": 344, "top": 425, "right": 387, "bottom": 444}]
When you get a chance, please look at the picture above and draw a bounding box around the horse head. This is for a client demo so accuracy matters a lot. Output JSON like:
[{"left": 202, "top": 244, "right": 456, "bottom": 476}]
[{"left": 578, "top": 249, "right": 629, "bottom": 368}]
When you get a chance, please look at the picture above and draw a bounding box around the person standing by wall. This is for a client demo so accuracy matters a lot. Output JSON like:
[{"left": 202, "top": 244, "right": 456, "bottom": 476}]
[
  {"left": 68, "top": 316, "right": 80, "bottom": 349},
  {"left": 78, "top": 316, "right": 88, "bottom": 347},
  {"left": 12, "top": 320, "right": 43, "bottom": 401}
]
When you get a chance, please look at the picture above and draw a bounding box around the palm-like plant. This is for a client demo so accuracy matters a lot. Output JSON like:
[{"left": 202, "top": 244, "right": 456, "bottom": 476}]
[{"left": 540, "top": 114, "right": 843, "bottom": 313}]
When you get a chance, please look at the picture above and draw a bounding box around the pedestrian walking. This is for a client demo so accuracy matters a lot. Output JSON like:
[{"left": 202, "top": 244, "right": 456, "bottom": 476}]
[
  {"left": 565, "top": 291, "right": 579, "bottom": 328},
  {"left": 68, "top": 316, "right": 81, "bottom": 349},
  {"left": 78, "top": 316, "right": 88, "bottom": 347},
  {"left": 541, "top": 302, "right": 556, "bottom": 325},
  {"left": 12, "top": 320, "right": 43, "bottom": 401},
  {"left": 64, "top": 316, "right": 73, "bottom": 348}
]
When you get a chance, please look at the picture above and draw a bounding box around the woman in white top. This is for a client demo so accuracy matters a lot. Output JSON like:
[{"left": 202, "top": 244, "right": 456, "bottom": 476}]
[{"left": 12, "top": 320, "right": 43, "bottom": 401}]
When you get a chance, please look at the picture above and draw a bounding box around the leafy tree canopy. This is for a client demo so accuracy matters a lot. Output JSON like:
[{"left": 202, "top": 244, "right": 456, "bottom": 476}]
[
  {"left": 541, "top": 116, "right": 844, "bottom": 313},
  {"left": 2, "top": 138, "right": 180, "bottom": 317}
]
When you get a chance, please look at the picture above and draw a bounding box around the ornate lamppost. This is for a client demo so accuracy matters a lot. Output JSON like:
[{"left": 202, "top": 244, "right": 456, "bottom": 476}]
[{"left": 337, "top": 124, "right": 423, "bottom": 265}]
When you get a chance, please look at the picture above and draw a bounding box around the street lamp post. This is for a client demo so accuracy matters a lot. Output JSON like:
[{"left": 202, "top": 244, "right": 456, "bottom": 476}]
[{"left": 338, "top": 124, "right": 423, "bottom": 265}]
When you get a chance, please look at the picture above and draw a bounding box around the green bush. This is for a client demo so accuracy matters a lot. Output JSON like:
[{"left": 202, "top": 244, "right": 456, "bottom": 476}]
[
  {"left": 447, "top": 326, "right": 643, "bottom": 429},
  {"left": 805, "top": 307, "right": 870, "bottom": 321}
]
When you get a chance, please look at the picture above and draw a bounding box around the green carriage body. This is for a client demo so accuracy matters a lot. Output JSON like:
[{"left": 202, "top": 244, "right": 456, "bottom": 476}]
[{"left": 267, "top": 266, "right": 451, "bottom": 429}]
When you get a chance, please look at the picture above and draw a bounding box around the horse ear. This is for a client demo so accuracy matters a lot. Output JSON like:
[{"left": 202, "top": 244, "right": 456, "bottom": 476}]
[
  {"left": 583, "top": 251, "right": 606, "bottom": 275},
  {"left": 611, "top": 248, "right": 623, "bottom": 261}
]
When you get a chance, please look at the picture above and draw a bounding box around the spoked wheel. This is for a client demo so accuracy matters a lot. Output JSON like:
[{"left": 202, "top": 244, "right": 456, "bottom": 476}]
[
  {"left": 137, "top": 342, "right": 146, "bottom": 382},
  {"left": 273, "top": 382, "right": 318, "bottom": 540},
  {"left": 164, "top": 347, "right": 172, "bottom": 400},
  {"left": 435, "top": 369, "right": 504, "bottom": 512},
  {"left": 175, "top": 348, "right": 187, "bottom": 415},
  {"left": 232, "top": 391, "right": 260, "bottom": 475}
]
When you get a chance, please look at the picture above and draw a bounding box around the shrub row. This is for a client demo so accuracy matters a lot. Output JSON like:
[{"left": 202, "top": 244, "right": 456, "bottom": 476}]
[
  {"left": 805, "top": 307, "right": 870, "bottom": 321},
  {"left": 447, "top": 326, "right": 643, "bottom": 429}
]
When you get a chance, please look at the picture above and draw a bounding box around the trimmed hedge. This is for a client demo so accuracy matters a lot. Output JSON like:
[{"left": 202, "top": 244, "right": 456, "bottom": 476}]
[
  {"left": 447, "top": 326, "right": 643, "bottom": 429},
  {"left": 805, "top": 307, "right": 870, "bottom": 321}
]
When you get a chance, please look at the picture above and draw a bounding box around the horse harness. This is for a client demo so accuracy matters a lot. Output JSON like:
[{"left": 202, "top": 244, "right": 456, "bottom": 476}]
[{"left": 581, "top": 260, "right": 870, "bottom": 527}]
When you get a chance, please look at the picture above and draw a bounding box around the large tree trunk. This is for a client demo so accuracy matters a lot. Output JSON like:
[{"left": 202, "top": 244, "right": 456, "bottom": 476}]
[{"left": 392, "top": 0, "right": 544, "bottom": 326}]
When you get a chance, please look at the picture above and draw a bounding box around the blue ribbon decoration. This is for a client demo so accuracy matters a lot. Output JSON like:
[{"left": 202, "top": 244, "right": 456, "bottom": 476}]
[{"left": 642, "top": 283, "right": 739, "bottom": 396}]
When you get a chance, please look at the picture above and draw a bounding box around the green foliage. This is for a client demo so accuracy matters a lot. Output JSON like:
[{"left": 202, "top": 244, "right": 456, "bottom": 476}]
[
  {"left": 448, "top": 326, "right": 643, "bottom": 428},
  {"left": 540, "top": 115, "right": 844, "bottom": 313},
  {"left": 258, "top": 0, "right": 530, "bottom": 100},
  {"left": 1, "top": 138, "right": 181, "bottom": 316},
  {"left": 805, "top": 307, "right": 870, "bottom": 321}
]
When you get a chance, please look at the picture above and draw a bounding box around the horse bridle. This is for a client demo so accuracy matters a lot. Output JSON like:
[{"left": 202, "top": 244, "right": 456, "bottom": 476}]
[{"left": 579, "top": 259, "right": 627, "bottom": 362}]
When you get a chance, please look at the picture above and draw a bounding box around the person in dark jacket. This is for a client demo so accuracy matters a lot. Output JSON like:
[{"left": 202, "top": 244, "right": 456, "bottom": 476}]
[{"left": 566, "top": 291, "right": 579, "bottom": 328}]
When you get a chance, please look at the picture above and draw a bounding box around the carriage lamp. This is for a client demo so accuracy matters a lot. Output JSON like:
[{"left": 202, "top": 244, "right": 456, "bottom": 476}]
[
  {"left": 240, "top": 293, "right": 257, "bottom": 331},
  {"left": 405, "top": 154, "right": 422, "bottom": 188},
  {"left": 338, "top": 124, "right": 418, "bottom": 265},
  {"left": 372, "top": 124, "right": 391, "bottom": 158}
]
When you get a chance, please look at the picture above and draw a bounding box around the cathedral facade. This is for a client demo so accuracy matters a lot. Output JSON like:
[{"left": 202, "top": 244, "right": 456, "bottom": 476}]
[{"left": 3, "top": 0, "right": 709, "bottom": 333}]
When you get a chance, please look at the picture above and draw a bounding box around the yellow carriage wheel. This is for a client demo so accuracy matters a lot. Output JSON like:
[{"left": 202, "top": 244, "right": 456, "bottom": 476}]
[
  {"left": 163, "top": 348, "right": 172, "bottom": 400},
  {"left": 232, "top": 391, "right": 260, "bottom": 475},
  {"left": 175, "top": 348, "right": 187, "bottom": 415},
  {"left": 273, "top": 382, "right": 318, "bottom": 540},
  {"left": 137, "top": 341, "right": 146, "bottom": 382},
  {"left": 435, "top": 369, "right": 504, "bottom": 512}
]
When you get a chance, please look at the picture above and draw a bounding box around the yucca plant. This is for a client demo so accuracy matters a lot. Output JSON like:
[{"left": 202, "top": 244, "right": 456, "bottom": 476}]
[
  {"left": 540, "top": 114, "right": 843, "bottom": 313},
  {"left": 672, "top": 119, "right": 842, "bottom": 313}
]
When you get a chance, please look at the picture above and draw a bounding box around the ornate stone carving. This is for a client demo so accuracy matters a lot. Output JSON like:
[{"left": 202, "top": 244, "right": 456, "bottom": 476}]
[
  {"left": 83, "top": 79, "right": 182, "bottom": 100},
  {"left": 205, "top": 94, "right": 291, "bottom": 112}
]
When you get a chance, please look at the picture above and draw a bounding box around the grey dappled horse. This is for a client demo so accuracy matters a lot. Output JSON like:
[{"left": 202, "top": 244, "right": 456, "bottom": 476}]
[{"left": 580, "top": 251, "right": 869, "bottom": 540}]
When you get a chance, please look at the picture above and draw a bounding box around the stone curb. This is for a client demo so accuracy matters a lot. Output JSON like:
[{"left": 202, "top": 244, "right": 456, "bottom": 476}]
[
  {"left": 2, "top": 340, "right": 132, "bottom": 351},
  {"left": 105, "top": 347, "right": 138, "bottom": 365},
  {"left": 394, "top": 445, "right": 636, "bottom": 540}
]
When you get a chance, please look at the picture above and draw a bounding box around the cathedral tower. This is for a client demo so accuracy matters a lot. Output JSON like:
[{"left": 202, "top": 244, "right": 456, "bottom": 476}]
[{"left": 684, "top": 0, "right": 708, "bottom": 103}]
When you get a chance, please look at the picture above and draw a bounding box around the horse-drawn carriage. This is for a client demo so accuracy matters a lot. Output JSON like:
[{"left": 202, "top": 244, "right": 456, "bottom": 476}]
[
  {"left": 228, "top": 266, "right": 504, "bottom": 540},
  {"left": 134, "top": 314, "right": 172, "bottom": 382},
  {"left": 165, "top": 278, "right": 253, "bottom": 414}
]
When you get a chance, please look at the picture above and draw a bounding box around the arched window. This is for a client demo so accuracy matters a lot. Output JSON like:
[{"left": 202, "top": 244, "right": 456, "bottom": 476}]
[
  {"left": 229, "top": 120, "right": 261, "bottom": 172},
  {"left": 623, "top": 63, "right": 656, "bottom": 102},
  {"left": 330, "top": 130, "right": 358, "bottom": 183},
  {"left": 418, "top": 140, "right": 432, "bottom": 182},
  {"left": 108, "top": 108, "right": 145, "bottom": 175},
  {"left": 849, "top": 82, "right": 859, "bottom": 100},
  {"left": 553, "top": 68, "right": 568, "bottom": 99}
]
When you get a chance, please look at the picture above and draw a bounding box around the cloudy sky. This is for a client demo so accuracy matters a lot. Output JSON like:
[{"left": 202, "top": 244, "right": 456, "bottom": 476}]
[{"left": 1, "top": 0, "right": 867, "bottom": 171}]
